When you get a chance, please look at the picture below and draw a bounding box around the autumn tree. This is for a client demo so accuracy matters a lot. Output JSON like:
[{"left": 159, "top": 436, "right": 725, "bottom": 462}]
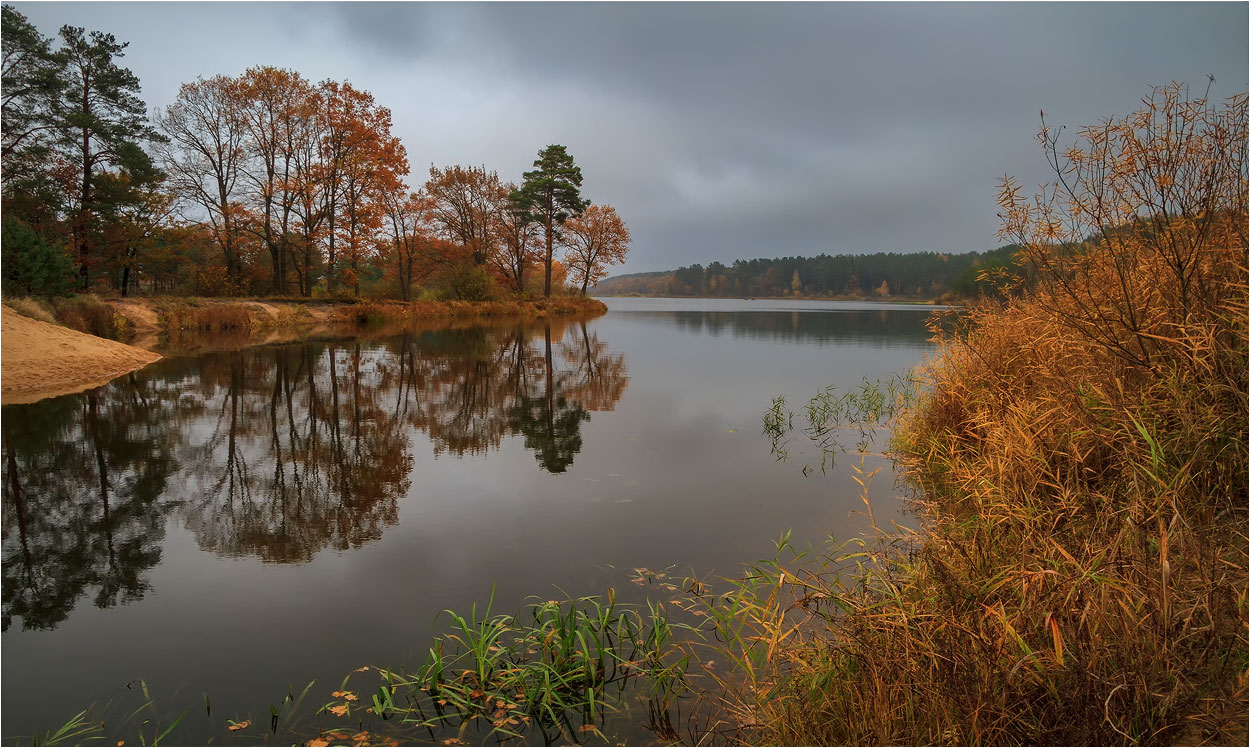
[
  {"left": 235, "top": 66, "right": 317, "bottom": 294},
  {"left": 493, "top": 184, "right": 541, "bottom": 294},
  {"left": 156, "top": 75, "right": 248, "bottom": 290},
  {"left": 425, "top": 164, "right": 507, "bottom": 267},
  {"left": 561, "top": 203, "right": 630, "bottom": 295},
  {"left": 512, "top": 145, "right": 589, "bottom": 297},
  {"left": 327, "top": 83, "right": 407, "bottom": 296}
]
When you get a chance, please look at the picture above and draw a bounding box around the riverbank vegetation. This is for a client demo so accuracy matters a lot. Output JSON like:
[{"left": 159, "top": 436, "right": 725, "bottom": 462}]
[
  {"left": 705, "top": 82, "right": 1247, "bottom": 744},
  {"left": 4, "top": 294, "right": 607, "bottom": 350},
  {"left": 1, "top": 5, "right": 629, "bottom": 306}
]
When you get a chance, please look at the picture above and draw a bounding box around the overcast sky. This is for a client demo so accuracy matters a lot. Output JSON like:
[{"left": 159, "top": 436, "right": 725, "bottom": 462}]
[{"left": 12, "top": 1, "right": 1249, "bottom": 274}]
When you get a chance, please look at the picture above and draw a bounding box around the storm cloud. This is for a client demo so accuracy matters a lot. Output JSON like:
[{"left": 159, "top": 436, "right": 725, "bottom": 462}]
[{"left": 12, "top": 1, "right": 1248, "bottom": 273}]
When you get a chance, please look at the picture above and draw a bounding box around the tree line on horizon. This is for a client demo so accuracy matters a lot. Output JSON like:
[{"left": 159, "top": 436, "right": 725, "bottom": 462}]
[
  {"left": 0, "top": 5, "right": 630, "bottom": 302},
  {"left": 592, "top": 246, "right": 1024, "bottom": 300}
]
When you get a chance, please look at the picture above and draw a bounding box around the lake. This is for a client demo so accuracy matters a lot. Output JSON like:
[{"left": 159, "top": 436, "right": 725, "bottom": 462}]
[{"left": 1, "top": 298, "right": 939, "bottom": 744}]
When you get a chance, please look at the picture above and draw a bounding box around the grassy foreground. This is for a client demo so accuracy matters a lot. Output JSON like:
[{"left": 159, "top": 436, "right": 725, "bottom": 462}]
[{"left": 702, "top": 85, "right": 1248, "bottom": 745}]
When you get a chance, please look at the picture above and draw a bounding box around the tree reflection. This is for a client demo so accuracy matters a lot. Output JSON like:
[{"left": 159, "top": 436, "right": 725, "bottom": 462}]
[
  {"left": 178, "top": 344, "right": 411, "bottom": 563},
  {"left": 2, "top": 375, "right": 179, "bottom": 631},
  {"left": 1, "top": 318, "right": 629, "bottom": 629}
]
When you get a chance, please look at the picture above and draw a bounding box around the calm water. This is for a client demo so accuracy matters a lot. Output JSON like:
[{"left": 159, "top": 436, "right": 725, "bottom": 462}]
[{"left": 1, "top": 298, "right": 937, "bottom": 743}]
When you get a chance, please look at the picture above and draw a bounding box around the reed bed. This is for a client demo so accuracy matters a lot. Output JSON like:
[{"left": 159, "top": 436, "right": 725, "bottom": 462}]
[{"left": 705, "top": 85, "right": 1248, "bottom": 745}]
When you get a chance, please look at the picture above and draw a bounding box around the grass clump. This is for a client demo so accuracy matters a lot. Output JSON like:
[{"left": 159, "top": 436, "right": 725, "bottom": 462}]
[
  {"left": 49, "top": 294, "right": 132, "bottom": 341},
  {"left": 709, "top": 83, "right": 1248, "bottom": 745},
  {"left": 305, "top": 592, "right": 694, "bottom": 745},
  {"left": 159, "top": 301, "right": 253, "bottom": 333}
]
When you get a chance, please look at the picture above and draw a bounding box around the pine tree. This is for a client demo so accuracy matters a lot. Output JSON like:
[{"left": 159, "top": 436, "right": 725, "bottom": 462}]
[{"left": 511, "top": 145, "right": 589, "bottom": 297}]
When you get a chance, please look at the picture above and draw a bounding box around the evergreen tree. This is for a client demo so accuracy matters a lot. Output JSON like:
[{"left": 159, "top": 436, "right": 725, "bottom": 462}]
[
  {"left": 511, "top": 145, "right": 589, "bottom": 297},
  {"left": 1, "top": 217, "right": 73, "bottom": 297},
  {"left": 52, "top": 23, "right": 163, "bottom": 289},
  {"left": 1, "top": 4, "right": 68, "bottom": 224}
]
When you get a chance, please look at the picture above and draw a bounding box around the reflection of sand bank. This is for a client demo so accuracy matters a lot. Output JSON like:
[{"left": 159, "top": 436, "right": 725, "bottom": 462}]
[{"left": 1, "top": 305, "right": 162, "bottom": 405}]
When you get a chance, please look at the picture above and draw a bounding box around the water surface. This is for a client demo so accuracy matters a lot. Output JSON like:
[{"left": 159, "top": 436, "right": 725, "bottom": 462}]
[{"left": 1, "top": 298, "right": 938, "bottom": 743}]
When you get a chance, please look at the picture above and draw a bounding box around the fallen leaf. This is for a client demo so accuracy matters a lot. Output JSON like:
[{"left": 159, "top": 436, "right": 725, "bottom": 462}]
[
  {"left": 344, "top": 693, "right": 358, "bottom": 702},
  {"left": 469, "top": 689, "right": 484, "bottom": 699},
  {"left": 579, "top": 724, "right": 597, "bottom": 733},
  {"left": 117, "top": 743, "right": 125, "bottom": 747},
  {"left": 327, "top": 733, "right": 351, "bottom": 741},
  {"left": 227, "top": 720, "right": 251, "bottom": 732},
  {"left": 328, "top": 704, "right": 349, "bottom": 717},
  {"left": 436, "top": 699, "right": 448, "bottom": 707},
  {"left": 442, "top": 740, "right": 467, "bottom": 746},
  {"left": 331, "top": 690, "right": 357, "bottom": 700},
  {"left": 493, "top": 710, "right": 507, "bottom": 720},
  {"left": 351, "top": 732, "right": 370, "bottom": 742},
  {"left": 495, "top": 699, "right": 506, "bottom": 709},
  {"left": 503, "top": 702, "right": 518, "bottom": 709},
  {"left": 307, "top": 740, "right": 329, "bottom": 748}
]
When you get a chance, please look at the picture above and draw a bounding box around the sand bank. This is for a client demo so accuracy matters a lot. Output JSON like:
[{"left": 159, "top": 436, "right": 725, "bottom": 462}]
[{"left": 1, "top": 305, "right": 162, "bottom": 405}]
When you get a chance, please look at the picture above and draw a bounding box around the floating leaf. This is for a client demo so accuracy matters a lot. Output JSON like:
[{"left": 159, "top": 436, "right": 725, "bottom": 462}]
[
  {"left": 307, "top": 740, "right": 329, "bottom": 748},
  {"left": 328, "top": 704, "right": 349, "bottom": 717},
  {"left": 579, "top": 724, "right": 597, "bottom": 733},
  {"left": 351, "top": 731, "right": 370, "bottom": 742},
  {"left": 469, "top": 689, "right": 484, "bottom": 699},
  {"left": 354, "top": 666, "right": 370, "bottom": 673},
  {"left": 227, "top": 720, "right": 251, "bottom": 732}
]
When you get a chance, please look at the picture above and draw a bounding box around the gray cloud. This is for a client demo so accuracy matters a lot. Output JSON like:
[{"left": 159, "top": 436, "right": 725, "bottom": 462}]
[{"left": 13, "top": 2, "right": 1248, "bottom": 273}]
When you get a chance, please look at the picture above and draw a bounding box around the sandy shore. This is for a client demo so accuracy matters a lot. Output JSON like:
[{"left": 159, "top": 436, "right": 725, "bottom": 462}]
[{"left": 1, "top": 305, "right": 162, "bottom": 405}]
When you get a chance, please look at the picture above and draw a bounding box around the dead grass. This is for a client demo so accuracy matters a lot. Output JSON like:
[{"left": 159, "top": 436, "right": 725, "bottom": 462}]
[{"left": 703, "top": 86, "right": 1248, "bottom": 745}]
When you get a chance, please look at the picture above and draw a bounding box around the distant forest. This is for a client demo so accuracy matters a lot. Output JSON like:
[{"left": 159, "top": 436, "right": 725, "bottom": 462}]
[{"left": 591, "top": 246, "right": 1023, "bottom": 300}]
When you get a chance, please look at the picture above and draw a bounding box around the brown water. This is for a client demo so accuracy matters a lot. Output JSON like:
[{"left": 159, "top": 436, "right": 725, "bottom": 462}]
[{"left": 1, "top": 298, "right": 938, "bottom": 744}]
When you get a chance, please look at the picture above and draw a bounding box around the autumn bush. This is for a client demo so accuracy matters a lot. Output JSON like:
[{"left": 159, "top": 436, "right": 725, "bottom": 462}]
[
  {"left": 51, "top": 295, "right": 132, "bottom": 341},
  {"left": 159, "top": 301, "right": 254, "bottom": 333},
  {"left": 707, "top": 84, "right": 1248, "bottom": 745}
]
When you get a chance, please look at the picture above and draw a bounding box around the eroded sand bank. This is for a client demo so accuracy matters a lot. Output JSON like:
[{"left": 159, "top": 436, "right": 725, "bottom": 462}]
[{"left": 1, "top": 305, "right": 162, "bottom": 405}]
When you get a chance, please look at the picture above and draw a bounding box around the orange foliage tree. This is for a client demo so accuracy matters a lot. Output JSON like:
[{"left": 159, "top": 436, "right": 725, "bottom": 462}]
[
  {"left": 423, "top": 164, "right": 507, "bottom": 268},
  {"left": 561, "top": 203, "right": 630, "bottom": 295}
]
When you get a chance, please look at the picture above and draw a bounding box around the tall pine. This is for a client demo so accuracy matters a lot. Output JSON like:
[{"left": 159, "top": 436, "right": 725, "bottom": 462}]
[
  {"left": 54, "top": 23, "right": 162, "bottom": 289},
  {"left": 511, "top": 145, "right": 588, "bottom": 297}
]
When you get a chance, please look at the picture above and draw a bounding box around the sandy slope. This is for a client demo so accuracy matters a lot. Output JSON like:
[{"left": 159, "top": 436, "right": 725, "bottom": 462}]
[{"left": 1, "top": 305, "right": 162, "bottom": 405}]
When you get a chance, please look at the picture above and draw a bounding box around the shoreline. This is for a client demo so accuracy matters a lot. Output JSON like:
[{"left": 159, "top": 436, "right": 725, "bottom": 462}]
[
  {"left": 1, "top": 305, "right": 162, "bottom": 405},
  {"left": 1, "top": 295, "right": 607, "bottom": 405}
]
